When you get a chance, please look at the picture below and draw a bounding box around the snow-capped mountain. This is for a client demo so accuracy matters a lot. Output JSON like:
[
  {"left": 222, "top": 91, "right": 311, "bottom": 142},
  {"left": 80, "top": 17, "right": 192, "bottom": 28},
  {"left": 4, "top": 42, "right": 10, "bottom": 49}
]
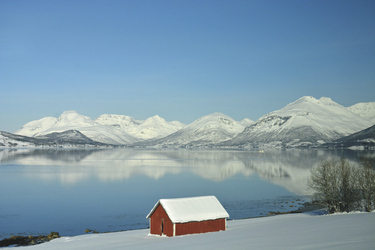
[
  {"left": 129, "top": 115, "right": 185, "bottom": 140},
  {"left": 239, "top": 118, "right": 254, "bottom": 127},
  {"left": 347, "top": 102, "right": 375, "bottom": 123},
  {"left": 10, "top": 96, "right": 374, "bottom": 149},
  {"left": 224, "top": 96, "right": 374, "bottom": 148},
  {"left": 95, "top": 114, "right": 185, "bottom": 140},
  {"left": 16, "top": 111, "right": 138, "bottom": 145},
  {"left": 136, "top": 113, "right": 247, "bottom": 147},
  {"left": 16, "top": 111, "right": 185, "bottom": 145},
  {"left": 16, "top": 116, "right": 59, "bottom": 136},
  {"left": 17, "top": 111, "right": 98, "bottom": 137},
  {"left": 95, "top": 114, "right": 141, "bottom": 128}
]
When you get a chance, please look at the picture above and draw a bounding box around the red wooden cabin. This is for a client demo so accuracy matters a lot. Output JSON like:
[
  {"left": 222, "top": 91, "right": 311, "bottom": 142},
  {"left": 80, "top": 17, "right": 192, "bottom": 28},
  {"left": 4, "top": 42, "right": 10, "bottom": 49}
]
[{"left": 146, "top": 196, "right": 229, "bottom": 237}]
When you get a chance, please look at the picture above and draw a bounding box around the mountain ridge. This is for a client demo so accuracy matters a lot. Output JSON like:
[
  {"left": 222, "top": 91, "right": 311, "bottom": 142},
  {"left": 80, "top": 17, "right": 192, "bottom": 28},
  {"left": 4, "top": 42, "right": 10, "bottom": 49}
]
[
  {"left": 0, "top": 130, "right": 109, "bottom": 148},
  {"left": 221, "top": 96, "right": 374, "bottom": 148},
  {"left": 132, "top": 112, "right": 249, "bottom": 147},
  {"left": 6, "top": 96, "right": 375, "bottom": 149}
]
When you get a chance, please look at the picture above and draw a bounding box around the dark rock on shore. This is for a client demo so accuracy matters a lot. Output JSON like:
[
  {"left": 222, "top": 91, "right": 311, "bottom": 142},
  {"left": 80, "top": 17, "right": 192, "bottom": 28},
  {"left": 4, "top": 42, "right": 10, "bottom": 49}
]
[
  {"left": 267, "top": 201, "right": 325, "bottom": 216},
  {"left": 0, "top": 232, "right": 60, "bottom": 247},
  {"left": 290, "top": 201, "right": 325, "bottom": 213}
]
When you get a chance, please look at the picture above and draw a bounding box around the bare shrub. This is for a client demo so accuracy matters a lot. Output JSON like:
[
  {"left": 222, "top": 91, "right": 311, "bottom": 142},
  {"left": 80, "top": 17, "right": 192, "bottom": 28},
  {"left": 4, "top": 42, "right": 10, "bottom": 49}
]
[
  {"left": 355, "top": 159, "right": 375, "bottom": 212},
  {"left": 308, "top": 158, "right": 365, "bottom": 213}
]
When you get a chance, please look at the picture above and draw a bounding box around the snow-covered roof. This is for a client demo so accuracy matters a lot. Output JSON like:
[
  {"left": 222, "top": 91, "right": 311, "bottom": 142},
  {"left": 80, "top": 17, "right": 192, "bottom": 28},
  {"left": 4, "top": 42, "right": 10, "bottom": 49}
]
[{"left": 146, "top": 196, "right": 229, "bottom": 223}]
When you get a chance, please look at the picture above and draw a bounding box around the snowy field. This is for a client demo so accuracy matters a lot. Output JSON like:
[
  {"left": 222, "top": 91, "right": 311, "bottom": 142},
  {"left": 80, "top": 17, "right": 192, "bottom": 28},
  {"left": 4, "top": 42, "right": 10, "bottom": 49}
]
[{"left": 14, "top": 210, "right": 375, "bottom": 250}]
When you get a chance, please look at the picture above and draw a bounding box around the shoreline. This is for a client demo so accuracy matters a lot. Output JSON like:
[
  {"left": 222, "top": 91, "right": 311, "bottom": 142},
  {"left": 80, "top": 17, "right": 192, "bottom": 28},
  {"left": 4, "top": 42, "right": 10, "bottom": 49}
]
[
  {"left": 0, "top": 201, "right": 324, "bottom": 248},
  {"left": 290, "top": 200, "right": 325, "bottom": 213}
]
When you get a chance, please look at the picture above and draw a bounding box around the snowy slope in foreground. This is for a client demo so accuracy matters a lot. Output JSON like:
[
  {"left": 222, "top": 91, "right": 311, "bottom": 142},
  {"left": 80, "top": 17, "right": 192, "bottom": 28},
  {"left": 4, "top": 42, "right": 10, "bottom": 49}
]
[
  {"left": 227, "top": 96, "right": 373, "bottom": 148},
  {"left": 25, "top": 211, "right": 374, "bottom": 250}
]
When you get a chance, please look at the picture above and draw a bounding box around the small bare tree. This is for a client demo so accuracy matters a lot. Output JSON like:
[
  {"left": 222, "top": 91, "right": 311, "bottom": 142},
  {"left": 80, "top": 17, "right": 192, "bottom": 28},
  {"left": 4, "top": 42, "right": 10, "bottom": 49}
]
[
  {"left": 309, "top": 158, "right": 338, "bottom": 213},
  {"left": 338, "top": 158, "right": 359, "bottom": 212},
  {"left": 308, "top": 158, "right": 360, "bottom": 213},
  {"left": 355, "top": 159, "right": 375, "bottom": 212}
]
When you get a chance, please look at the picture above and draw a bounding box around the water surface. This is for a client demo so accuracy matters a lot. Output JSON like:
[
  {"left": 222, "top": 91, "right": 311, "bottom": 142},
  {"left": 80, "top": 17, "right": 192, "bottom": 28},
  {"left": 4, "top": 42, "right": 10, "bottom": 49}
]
[{"left": 0, "top": 148, "right": 372, "bottom": 238}]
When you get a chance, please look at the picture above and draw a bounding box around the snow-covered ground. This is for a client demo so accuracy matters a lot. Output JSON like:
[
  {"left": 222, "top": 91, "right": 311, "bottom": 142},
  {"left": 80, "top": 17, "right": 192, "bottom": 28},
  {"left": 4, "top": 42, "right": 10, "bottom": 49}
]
[{"left": 16, "top": 210, "right": 375, "bottom": 250}]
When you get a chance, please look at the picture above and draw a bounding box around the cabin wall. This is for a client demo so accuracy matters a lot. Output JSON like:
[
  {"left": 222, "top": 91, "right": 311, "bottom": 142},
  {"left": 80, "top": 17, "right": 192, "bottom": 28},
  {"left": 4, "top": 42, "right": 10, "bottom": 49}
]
[
  {"left": 175, "top": 218, "right": 226, "bottom": 236},
  {"left": 149, "top": 204, "right": 174, "bottom": 237}
]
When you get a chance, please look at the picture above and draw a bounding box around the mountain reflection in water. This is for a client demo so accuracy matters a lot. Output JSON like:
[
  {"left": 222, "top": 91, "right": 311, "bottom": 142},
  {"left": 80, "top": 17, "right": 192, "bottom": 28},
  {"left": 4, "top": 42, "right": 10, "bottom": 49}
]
[{"left": 1, "top": 148, "right": 372, "bottom": 195}]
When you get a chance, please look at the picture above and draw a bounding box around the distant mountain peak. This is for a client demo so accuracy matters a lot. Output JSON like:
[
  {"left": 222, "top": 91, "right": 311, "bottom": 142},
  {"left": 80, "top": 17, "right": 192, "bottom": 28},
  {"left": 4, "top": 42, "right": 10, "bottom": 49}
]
[
  {"left": 286, "top": 96, "right": 335, "bottom": 108},
  {"left": 95, "top": 114, "right": 139, "bottom": 127},
  {"left": 239, "top": 118, "right": 254, "bottom": 127},
  {"left": 348, "top": 102, "right": 375, "bottom": 123},
  {"left": 151, "top": 114, "right": 162, "bottom": 119},
  {"left": 61, "top": 110, "right": 80, "bottom": 115},
  {"left": 55, "top": 111, "right": 98, "bottom": 128},
  {"left": 58, "top": 110, "right": 83, "bottom": 120},
  {"left": 298, "top": 96, "right": 316, "bottom": 101},
  {"left": 319, "top": 96, "right": 333, "bottom": 103},
  {"left": 225, "top": 96, "right": 373, "bottom": 148},
  {"left": 144, "top": 115, "right": 165, "bottom": 123},
  {"left": 136, "top": 112, "right": 247, "bottom": 147}
]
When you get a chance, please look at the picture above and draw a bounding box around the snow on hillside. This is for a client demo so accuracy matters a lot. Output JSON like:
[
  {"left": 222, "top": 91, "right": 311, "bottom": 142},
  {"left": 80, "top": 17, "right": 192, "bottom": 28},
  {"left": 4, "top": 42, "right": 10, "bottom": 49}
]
[
  {"left": 0, "top": 132, "right": 36, "bottom": 148},
  {"left": 348, "top": 102, "right": 375, "bottom": 123},
  {"left": 130, "top": 115, "right": 185, "bottom": 140},
  {"left": 21, "top": 211, "right": 375, "bottom": 250},
  {"left": 17, "top": 111, "right": 97, "bottom": 137},
  {"left": 15, "top": 117, "right": 58, "bottom": 137},
  {"left": 227, "top": 96, "right": 374, "bottom": 147},
  {"left": 187, "top": 113, "right": 245, "bottom": 135},
  {"left": 95, "top": 114, "right": 141, "bottom": 128},
  {"left": 238, "top": 118, "right": 254, "bottom": 127},
  {"left": 11, "top": 97, "right": 374, "bottom": 148},
  {"left": 15, "top": 112, "right": 187, "bottom": 145},
  {"left": 96, "top": 114, "right": 185, "bottom": 140},
  {"left": 141, "top": 113, "right": 247, "bottom": 147},
  {"left": 16, "top": 111, "right": 138, "bottom": 145},
  {"left": 271, "top": 96, "right": 371, "bottom": 135}
]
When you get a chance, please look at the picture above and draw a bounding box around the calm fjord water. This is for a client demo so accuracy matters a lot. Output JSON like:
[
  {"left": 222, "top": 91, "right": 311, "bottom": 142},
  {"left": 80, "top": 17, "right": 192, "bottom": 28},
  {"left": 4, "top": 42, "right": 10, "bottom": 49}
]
[{"left": 0, "top": 148, "right": 372, "bottom": 238}]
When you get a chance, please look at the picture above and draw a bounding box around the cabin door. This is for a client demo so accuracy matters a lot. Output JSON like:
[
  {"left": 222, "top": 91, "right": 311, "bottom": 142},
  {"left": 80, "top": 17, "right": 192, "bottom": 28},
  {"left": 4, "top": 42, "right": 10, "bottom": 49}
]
[{"left": 161, "top": 218, "right": 164, "bottom": 235}]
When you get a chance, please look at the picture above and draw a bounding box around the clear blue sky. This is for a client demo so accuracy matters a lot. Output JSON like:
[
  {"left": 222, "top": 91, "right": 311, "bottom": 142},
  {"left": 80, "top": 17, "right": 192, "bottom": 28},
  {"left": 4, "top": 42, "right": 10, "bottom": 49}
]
[{"left": 1, "top": 0, "right": 374, "bottom": 132}]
